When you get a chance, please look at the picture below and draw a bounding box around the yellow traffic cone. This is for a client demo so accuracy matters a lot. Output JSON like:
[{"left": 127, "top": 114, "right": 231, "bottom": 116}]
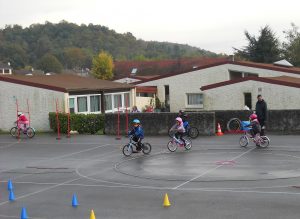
[
  {"left": 90, "top": 209, "right": 96, "bottom": 219},
  {"left": 163, "top": 193, "right": 171, "bottom": 207}
]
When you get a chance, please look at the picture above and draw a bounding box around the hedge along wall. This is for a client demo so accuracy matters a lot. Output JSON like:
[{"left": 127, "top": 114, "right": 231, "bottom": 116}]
[
  {"left": 104, "top": 112, "right": 215, "bottom": 136},
  {"left": 49, "top": 112, "right": 104, "bottom": 134}
]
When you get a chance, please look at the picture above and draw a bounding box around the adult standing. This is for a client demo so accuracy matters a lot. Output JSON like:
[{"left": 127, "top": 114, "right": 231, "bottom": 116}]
[{"left": 255, "top": 95, "right": 267, "bottom": 136}]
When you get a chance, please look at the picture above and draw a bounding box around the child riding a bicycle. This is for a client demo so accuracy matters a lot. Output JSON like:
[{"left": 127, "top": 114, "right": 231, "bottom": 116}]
[
  {"left": 247, "top": 113, "right": 261, "bottom": 139},
  {"left": 170, "top": 117, "right": 186, "bottom": 146},
  {"left": 128, "top": 119, "right": 144, "bottom": 152},
  {"left": 17, "top": 112, "right": 29, "bottom": 132}
]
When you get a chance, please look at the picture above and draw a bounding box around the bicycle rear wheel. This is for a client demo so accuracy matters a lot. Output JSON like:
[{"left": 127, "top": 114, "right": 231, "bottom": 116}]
[
  {"left": 167, "top": 140, "right": 177, "bottom": 152},
  {"left": 259, "top": 136, "right": 270, "bottom": 148},
  {"left": 26, "top": 127, "right": 35, "bottom": 138},
  {"left": 184, "top": 138, "right": 192, "bottom": 150},
  {"left": 188, "top": 127, "right": 199, "bottom": 139},
  {"left": 227, "top": 118, "right": 241, "bottom": 132},
  {"left": 239, "top": 135, "right": 249, "bottom": 147},
  {"left": 142, "top": 143, "right": 152, "bottom": 155}
]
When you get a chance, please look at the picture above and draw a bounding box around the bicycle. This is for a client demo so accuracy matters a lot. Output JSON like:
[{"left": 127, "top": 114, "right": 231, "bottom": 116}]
[
  {"left": 239, "top": 121, "right": 270, "bottom": 148},
  {"left": 167, "top": 133, "right": 192, "bottom": 152},
  {"left": 122, "top": 135, "right": 152, "bottom": 156},
  {"left": 10, "top": 121, "right": 35, "bottom": 138},
  {"left": 168, "top": 121, "right": 199, "bottom": 139}
]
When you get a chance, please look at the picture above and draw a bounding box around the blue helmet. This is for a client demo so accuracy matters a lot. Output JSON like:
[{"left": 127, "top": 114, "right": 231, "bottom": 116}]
[{"left": 133, "top": 119, "right": 140, "bottom": 124}]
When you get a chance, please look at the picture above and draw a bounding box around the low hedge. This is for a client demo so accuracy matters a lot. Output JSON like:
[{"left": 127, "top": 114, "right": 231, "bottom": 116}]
[{"left": 49, "top": 112, "right": 104, "bottom": 134}]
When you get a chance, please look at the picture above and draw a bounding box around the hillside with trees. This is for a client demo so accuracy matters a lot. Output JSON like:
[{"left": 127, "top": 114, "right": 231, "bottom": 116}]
[{"left": 0, "top": 21, "right": 219, "bottom": 71}]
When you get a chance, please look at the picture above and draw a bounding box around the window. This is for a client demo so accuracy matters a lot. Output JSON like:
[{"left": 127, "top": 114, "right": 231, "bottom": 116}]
[
  {"left": 69, "top": 98, "right": 75, "bottom": 113},
  {"left": 244, "top": 73, "right": 258, "bottom": 77},
  {"left": 229, "top": 71, "right": 242, "bottom": 80},
  {"left": 90, "top": 95, "right": 100, "bottom": 112},
  {"left": 124, "top": 93, "right": 130, "bottom": 106},
  {"left": 77, "top": 96, "right": 87, "bottom": 112},
  {"left": 187, "top": 93, "right": 203, "bottom": 107},
  {"left": 114, "top": 94, "right": 122, "bottom": 108},
  {"left": 229, "top": 70, "right": 258, "bottom": 80},
  {"left": 4, "top": 69, "right": 10, "bottom": 74},
  {"left": 137, "top": 92, "right": 154, "bottom": 97},
  {"left": 105, "top": 95, "right": 112, "bottom": 111}
]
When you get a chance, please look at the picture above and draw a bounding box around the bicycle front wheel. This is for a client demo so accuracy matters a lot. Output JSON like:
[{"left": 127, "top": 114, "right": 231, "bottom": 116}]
[
  {"left": 167, "top": 140, "right": 177, "bottom": 152},
  {"left": 227, "top": 118, "right": 241, "bottom": 132},
  {"left": 142, "top": 143, "right": 152, "bottom": 155},
  {"left": 188, "top": 127, "right": 199, "bottom": 139},
  {"left": 122, "top": 144, "right": 132, "bottom": 156},
  {"left": 26, "top": 127, "right": 35, "bottom": 138},
  {"left": 10, "top": 127, "right": 18, "bottom": 137}
]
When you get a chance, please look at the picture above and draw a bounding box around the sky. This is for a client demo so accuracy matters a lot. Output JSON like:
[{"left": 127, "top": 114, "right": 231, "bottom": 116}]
[{"left": 1, "top": 0, "right": 300, "bottom": 54}]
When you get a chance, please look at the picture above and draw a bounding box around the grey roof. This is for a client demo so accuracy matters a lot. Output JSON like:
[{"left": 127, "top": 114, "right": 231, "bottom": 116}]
[
  {"left": 273, "top": 59, "right": 294, "bottom": 67},
  {"left": 0, "top": 62, "right": 12, "bottom": 69}
]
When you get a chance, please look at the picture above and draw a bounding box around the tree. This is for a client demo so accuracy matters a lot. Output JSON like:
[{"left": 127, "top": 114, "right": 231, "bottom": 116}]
[
  {"left": 37, "top": 54, "right": 63, "bottom": 73},
  {"left": 91, "top": 51, "right": 114, "bottom": 79},
  {"left": 63, "top": 47, "right": 87, "bottom": 69},
  {"left": 234, "top": 25, "right": 281, "bottom": 63},
  {"left": 0, "top": 42, "right": 28, "bottom": 69},
  {"left": 282, "top": 23, "right": 300, "bottom": 66}
]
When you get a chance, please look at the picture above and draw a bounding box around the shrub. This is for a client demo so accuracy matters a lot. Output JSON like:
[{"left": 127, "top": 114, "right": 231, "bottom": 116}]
[{"left": 49, "top": 112, "right": 104, "bottom": 134}]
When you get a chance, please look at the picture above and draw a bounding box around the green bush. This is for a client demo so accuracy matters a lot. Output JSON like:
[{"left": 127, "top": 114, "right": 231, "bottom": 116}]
[{"left": 49, "top": 112, "right": 104, "bottom": 134}]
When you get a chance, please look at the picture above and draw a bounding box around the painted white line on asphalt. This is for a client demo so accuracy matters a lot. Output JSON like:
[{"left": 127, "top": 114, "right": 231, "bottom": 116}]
[
  {"left": 0, "top": 214, "right": 46, "bottom": 219},
  {"left": 0, "top": 143, "right": 111, "bottom": 175},
  {"left": 172, "top": 147, "right": 256, "bottom": 189},
  {"left": 0, "top": 177, "right": 82, "bottom": 206},
  {"left": 4, "top": 179, "right": 300, "bottom": 197},
  {"left": 0, "top": 142, "right": 18, "bottom": 149}
]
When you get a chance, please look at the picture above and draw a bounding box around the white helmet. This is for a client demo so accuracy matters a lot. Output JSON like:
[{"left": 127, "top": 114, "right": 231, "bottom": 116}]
[{"left": 17, "top": 112, "right": 22, "bottom": 116}]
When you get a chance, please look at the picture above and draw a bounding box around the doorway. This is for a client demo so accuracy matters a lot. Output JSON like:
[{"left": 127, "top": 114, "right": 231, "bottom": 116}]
[{"left": 244, "top": 93, "right": 252, "bottom": 110}]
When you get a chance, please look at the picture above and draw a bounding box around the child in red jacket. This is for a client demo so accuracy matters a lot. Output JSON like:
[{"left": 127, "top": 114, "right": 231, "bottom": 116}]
[{"left": 17, "top": 112, "right": 29, "bottom": 132}]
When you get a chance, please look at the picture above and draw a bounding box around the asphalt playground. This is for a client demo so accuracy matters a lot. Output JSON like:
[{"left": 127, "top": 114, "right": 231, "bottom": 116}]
[{"left": 1, "top": 133, "right": 300, "bottom": 219}]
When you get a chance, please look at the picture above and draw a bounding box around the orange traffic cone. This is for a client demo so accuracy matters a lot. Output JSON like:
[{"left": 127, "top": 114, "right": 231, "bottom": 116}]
[{"left": 216, "top": 123, "right": 224, "bottom": 136}]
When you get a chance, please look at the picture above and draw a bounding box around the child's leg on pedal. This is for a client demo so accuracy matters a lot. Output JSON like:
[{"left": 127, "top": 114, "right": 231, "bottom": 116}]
[{"left": 179, "top": 133, "right": 185, "bottom": 145}]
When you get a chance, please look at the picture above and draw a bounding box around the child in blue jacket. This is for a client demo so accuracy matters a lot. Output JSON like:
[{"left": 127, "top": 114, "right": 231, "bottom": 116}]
[{"left": 128, "top": 119, "right": 144, "bottom": 151}]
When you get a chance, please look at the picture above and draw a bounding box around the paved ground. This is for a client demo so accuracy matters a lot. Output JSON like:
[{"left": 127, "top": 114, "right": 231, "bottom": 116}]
[{"left": 0, "top": 133, "right": 300, "bottom": 219}]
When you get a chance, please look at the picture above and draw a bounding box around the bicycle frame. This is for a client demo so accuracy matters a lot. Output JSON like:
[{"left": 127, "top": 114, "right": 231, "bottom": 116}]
[
  {"left": 171, "top": 135, "right": 185, "bottom": 147},
  {"left": 127, "top": 136, "right": 139, "bottom": 148},
  {"left": 242, "top": 130, "right": 266, "bottom": 145}
]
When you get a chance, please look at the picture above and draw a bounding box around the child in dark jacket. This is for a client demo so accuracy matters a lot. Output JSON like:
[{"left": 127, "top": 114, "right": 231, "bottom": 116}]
[{"left": 128, "top": 119, "right": 144, "bottom": 151}]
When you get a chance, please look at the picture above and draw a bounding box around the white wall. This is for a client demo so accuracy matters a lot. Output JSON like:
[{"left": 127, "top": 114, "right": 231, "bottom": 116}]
[
  {"left": 0, "top": 81, "right": 65, "bottom": 131},
  {"left": 138, "top": 64, "right": 300, "bottom": 112},
  {"left": 203, "top": 80, "right": 300, "bottom": 110},
  {"left": 136, "top": 97, "right": 154, "bottom": 111}
]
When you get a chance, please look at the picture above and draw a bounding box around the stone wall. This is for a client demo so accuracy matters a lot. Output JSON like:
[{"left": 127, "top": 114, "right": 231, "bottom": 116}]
[
  {"left": 104, "top": 110, "right": 300, "bottom": 135},
  {"left": 104, "top": 112, "right": 215, "bottom": 136}
]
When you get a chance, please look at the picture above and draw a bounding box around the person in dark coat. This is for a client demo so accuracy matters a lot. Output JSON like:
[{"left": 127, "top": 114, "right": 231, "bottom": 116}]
[{"left": 255, "top": 95, "right": 267, "bottom": 136}]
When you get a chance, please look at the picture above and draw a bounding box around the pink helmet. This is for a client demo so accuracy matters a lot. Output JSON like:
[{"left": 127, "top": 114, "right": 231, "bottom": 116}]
[
  {"left": 249, "top": 113, "right": 257, "bottom": 120},
  {"left": 176, "top": 117, "right": 183, "bottom": 123}
]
